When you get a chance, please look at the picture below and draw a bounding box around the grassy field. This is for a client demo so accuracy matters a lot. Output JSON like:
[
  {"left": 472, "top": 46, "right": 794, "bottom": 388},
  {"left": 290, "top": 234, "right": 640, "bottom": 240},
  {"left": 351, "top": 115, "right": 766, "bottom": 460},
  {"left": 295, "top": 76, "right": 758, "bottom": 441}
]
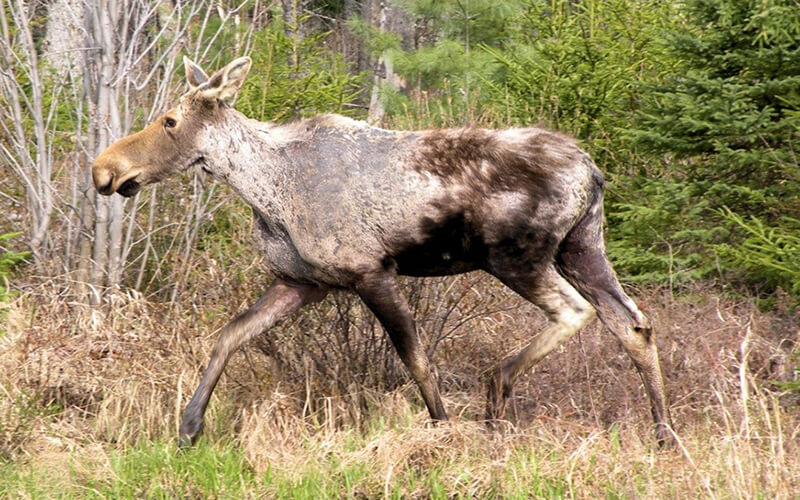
[
  {"left": 2, "top": 400, "right": 798, "bottom": 498},
  {"left": 1, "top": 277, "right": 798, "bottom": 498}
]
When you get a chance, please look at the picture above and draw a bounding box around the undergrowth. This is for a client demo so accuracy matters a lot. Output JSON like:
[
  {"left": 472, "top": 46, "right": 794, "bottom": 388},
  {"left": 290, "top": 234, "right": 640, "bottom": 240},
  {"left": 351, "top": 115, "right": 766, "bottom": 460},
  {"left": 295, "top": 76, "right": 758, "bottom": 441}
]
[
  {"left": 1, "top": 276, "right": 798, "bottom": 497},
  {"left": 0, "top": 232, "right": 28, "bottom": 336},
  {"left": 1, "top": 395, "right": 797, "bottom": 498}
]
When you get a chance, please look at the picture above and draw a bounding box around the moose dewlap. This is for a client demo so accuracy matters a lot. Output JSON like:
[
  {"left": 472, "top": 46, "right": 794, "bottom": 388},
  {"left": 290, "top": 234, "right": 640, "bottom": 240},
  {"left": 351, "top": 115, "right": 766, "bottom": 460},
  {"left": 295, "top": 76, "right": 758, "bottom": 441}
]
[{"left": 93, "top": 56, "right": 673, "bottom": 447}]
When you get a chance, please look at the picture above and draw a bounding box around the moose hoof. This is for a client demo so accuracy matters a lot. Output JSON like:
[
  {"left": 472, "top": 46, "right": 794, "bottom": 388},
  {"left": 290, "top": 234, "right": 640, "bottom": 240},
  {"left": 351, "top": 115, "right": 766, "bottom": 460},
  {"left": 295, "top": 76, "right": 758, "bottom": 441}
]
[
  {"left": 655, "top": 423, "right": 676, "bottom": 450},
  {"left": 178, "top": 426, "right": 202, "bottom": 450},
  {"left": 178, "top": 413, "right": 204, "bottom": 449},
  {"left": 178, "top": 434, "right": 195, "bottom": 450}
]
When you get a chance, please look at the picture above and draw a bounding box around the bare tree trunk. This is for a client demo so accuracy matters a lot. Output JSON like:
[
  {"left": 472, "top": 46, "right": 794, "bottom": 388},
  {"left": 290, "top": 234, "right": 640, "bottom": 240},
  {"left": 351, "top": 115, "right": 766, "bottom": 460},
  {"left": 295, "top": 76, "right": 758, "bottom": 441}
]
[
  {"left": 0, "top": 0, "right": 55, "bottom": 272},
  {"left": 1, "top": 0, "right": 254, "bottom": 304},
  {"left": 84, "top": 1, "right": 121, "bottom": 302},
  {"left": 75, "top": 22, "right": 97, "bottom": 299},
  {"left": 367, "top": 0, "right": 389, "bottom": 124},
  {"left": 75, "top": 175, "right": 96, "bottom": 300}
]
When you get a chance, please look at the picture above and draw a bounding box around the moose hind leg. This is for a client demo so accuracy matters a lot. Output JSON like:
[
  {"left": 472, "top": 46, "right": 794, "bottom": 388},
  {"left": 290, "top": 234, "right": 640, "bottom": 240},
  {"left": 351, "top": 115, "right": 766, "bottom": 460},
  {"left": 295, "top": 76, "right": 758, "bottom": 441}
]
[
  {"left": 558, "top": 222, "right": 673, "bottom": 446},
  {"left": 179, "top": 279, "right": 327, "bottom": 447},
  {"left": 487, "top": 266, "right": 595, "bottom": 422},
  {"left": 355, "top": 272, "right": 448, "bottom": 421}
]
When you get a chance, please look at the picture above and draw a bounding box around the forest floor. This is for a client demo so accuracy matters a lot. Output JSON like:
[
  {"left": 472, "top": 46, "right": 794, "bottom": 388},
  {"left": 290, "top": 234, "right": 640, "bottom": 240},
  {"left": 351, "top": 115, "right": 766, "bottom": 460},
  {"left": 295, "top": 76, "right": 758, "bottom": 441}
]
[{"left": 1, "top": 276, "right": 799, "bottom": 498}]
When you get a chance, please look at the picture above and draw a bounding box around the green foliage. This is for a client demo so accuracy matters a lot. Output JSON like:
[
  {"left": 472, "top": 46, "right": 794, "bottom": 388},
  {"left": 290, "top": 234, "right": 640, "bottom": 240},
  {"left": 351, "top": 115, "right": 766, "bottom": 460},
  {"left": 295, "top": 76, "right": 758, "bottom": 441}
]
[
  {"left": 0, "top": 232, "right": 28, "bottom": 278},
  {"left": 386, "top": 0, "right": 677, "bottom": 143},
  {"left": 606, "top": 178, "right": 722, "bottom": 284},
  {"left": 0, "top": 232, "right": 29, "bottom": 331},
  {"left": 97, "top": 441, "right": 256, "bottom": 498},
  {"left": 345, "top": 16, "right": 402, "bottom": 55},
  {"left": 627, "top": 0, "right": 800, "bottom": 295},
  {"left": 236, "top": 17, "right": 367, "bottom": 122},
  {"left": 381, "top": 0, "right": 523, "bottom": 126},
  {"left": 394, "top": 38, "right": 495, "bottom": 90},
  {"left": 633, "top": 0, "right": 800, "bottom": 181},
  {"left": 0, "top": 441, "right": 257, "bottom": 498},
  {"left": 401, "top": 0, "right": 521, "bottom": 48},
  {"left": 481, "top": 0, "right": 677, "bottom": 143},
  {"left": 0, "top": 432, "right": 570, "bottom": 498},
  {"left": 714, "top": 208, "right": 800, "bottom": 298}
]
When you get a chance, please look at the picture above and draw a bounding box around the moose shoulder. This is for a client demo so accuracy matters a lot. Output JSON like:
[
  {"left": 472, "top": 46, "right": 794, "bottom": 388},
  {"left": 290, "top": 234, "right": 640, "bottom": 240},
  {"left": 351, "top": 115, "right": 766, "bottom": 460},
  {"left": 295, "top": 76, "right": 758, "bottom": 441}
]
[{"left": 92, "top": 56, "right": 674, "bottom": 447}]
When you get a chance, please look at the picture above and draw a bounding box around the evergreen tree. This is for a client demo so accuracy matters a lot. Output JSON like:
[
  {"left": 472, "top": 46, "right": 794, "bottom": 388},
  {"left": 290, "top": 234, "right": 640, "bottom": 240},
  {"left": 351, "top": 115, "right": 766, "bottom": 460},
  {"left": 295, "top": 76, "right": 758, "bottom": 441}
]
[
  {"left": 625, "top": 0, "right": 800, "bottom": 296},
  {"left": 631, "top": 0, "right": 800, "bottom": 218},
  {"left": 481, "top": 0, "right": 676, "bottom": 150},
  {"left": 236, "top": 16, "right": 367, "bottom": 122},
  {"left": 378, "top": 0, "right": 524, "bottom": 126}
]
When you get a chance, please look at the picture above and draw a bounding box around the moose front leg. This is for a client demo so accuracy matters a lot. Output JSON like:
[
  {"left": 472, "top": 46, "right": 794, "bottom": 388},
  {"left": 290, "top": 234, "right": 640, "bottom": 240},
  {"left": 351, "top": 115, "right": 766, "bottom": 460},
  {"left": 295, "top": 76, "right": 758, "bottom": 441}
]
[
  {"left": 179, "top": 279, "right": 327, "bottom": 447},
  {"left": 355, "top": 272, "right": 448, "bottom": 421}
]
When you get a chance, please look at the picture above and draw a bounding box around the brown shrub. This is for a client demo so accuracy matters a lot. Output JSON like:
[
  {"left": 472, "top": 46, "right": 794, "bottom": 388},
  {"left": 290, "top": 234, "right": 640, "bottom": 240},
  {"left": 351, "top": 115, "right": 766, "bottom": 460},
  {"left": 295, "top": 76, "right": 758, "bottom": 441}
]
[{"left": 1, "top": 267, "right": 797, "bottom": 462}]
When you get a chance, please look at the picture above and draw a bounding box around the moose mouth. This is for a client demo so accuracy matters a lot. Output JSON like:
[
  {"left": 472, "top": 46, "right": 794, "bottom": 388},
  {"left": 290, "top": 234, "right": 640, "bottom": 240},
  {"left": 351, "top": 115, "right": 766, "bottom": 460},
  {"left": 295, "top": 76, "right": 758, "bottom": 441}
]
[
  {"left": 117, "top": 178, "right": 141, "bottom": 197},
  {"left": 189, "top": 156, "right": 208, "bottom": 174}
]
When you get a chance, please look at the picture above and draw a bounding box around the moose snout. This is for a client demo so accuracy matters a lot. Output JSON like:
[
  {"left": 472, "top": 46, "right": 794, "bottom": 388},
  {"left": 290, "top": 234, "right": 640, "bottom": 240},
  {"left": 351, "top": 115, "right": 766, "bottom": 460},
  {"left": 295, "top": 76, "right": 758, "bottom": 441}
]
[{"left": 92, "top": 150, "right": 141, "bottom": 197}]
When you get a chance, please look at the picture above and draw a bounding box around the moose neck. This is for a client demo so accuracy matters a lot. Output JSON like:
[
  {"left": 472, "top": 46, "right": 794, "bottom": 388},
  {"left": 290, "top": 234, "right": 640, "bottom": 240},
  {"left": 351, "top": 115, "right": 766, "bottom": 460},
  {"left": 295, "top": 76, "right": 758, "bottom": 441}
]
[{"left": 204, "top": 109, "right": 291, "bottom": 217}]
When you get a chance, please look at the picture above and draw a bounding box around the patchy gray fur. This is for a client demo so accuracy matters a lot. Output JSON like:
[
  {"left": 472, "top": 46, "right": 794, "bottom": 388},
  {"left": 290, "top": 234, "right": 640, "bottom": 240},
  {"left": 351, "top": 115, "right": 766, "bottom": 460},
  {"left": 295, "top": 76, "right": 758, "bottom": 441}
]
[
  {"left": 192, "top": 111, "right": 596, "bottom": 286},
  {"left": 92, "top": 57, "right": 673, "bottom": 448}
]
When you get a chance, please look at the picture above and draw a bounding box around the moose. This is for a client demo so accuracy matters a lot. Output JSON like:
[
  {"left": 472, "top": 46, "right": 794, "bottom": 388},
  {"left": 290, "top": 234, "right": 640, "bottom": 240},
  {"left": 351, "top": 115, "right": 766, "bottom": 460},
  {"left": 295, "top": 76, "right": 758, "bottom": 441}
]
[{"left": 93, "top": 56, "right": 673, "bottom": 447}]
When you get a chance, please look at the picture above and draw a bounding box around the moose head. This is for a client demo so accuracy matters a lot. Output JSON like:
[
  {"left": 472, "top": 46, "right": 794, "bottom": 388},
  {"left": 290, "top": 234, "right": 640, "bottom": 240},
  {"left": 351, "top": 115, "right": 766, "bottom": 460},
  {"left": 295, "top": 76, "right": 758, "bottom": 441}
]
[{"left": 92, "top": 56, "right": 252, "bottom": 197}]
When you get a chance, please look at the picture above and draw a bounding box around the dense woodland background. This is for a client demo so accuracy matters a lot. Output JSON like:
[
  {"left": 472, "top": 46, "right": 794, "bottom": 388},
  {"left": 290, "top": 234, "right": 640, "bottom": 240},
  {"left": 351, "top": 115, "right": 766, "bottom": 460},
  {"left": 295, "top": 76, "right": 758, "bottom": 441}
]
[
  {"left": 1, "top": 0, "right": 799, "bottom": 496},
  {"left": 1, "top": 0, "right": 798, "bottom": 304}
]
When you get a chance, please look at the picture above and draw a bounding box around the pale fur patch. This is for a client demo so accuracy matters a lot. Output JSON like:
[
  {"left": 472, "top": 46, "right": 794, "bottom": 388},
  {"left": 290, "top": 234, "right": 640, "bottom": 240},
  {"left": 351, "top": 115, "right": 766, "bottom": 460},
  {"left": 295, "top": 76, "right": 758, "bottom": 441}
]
[{"left": 252, "top": 114, "right": 371, "bottom": 148}]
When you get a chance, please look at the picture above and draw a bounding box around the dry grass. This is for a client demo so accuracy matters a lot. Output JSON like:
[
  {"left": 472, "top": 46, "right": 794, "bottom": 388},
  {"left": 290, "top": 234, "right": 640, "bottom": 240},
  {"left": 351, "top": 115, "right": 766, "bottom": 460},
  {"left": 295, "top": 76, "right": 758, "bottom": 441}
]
[{"left": 1, "top": 274, "right": 799, "bottom": 497}]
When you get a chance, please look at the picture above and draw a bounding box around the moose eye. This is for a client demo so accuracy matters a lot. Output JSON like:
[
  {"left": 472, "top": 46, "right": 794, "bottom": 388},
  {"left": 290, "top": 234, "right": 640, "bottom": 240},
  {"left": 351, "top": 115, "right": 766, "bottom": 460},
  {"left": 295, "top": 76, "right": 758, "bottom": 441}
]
[{"left": 164, "top": 117, "right": 177, "bottom": 128}]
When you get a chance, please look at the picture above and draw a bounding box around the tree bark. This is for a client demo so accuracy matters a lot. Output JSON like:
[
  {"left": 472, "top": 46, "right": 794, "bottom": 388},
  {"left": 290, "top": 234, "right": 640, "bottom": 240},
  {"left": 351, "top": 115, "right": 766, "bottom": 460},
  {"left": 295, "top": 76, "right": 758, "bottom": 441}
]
[
  {"left": 367, "top": 0, "right": 388, "bottom": 124},
  {"left": 0, "top": 0, "right": 55, "bottom": 272}
]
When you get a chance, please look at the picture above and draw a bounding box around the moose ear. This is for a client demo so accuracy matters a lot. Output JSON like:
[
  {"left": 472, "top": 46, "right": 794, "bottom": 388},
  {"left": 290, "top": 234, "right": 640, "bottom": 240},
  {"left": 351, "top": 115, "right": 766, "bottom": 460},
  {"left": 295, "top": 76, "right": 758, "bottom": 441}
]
[
  {"left": 197, "top": 56, "right": 252, "bottom": 103},
  {"left": 183, "top": 56, "right": 209, "bottom": 89}
]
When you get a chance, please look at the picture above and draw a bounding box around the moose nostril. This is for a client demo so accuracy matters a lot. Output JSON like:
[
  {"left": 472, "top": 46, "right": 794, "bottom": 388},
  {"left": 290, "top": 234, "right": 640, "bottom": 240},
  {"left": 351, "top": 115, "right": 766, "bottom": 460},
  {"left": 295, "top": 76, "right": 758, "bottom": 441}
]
[
  {"left": 95, "top": 171, "right": 115, "bottom": 195},
  {"left": 98, "top": 178, "right": 114, "bottom": 195}
]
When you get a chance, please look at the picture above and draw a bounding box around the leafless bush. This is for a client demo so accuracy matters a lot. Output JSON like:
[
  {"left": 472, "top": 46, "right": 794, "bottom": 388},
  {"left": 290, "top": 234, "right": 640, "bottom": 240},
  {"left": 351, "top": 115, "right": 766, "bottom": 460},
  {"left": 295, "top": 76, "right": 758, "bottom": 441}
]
[{"left": 247, "top": 273, "right": 524, "bottom": 427}]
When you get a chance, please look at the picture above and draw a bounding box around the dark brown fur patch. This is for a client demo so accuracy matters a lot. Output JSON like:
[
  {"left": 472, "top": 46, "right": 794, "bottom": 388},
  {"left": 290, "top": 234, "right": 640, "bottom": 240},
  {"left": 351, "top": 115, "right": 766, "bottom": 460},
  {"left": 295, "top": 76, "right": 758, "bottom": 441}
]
[{"left": 410, "top": 128, "right": 582, "bottom": 195}]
